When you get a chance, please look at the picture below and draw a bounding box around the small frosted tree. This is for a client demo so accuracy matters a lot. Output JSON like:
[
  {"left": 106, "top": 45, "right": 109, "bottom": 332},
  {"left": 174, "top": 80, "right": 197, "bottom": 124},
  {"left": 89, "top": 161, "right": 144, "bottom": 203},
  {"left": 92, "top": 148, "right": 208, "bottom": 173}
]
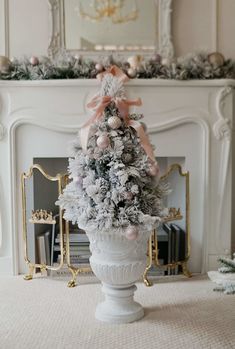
[{"left": 57, "top": 67, "right": 166, "bottom": 239}]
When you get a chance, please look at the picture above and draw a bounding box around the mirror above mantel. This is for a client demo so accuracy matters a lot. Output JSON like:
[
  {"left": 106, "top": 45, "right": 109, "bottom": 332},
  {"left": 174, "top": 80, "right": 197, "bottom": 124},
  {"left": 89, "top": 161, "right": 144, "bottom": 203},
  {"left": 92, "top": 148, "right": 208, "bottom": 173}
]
[{"left": 48, "top": 0, "right": 174, "bottom": 59}]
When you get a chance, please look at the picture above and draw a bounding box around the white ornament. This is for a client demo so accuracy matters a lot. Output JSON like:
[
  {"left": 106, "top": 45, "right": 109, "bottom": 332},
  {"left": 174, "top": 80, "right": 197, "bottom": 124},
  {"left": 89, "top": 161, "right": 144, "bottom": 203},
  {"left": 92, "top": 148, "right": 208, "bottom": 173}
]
[
  {"left": 108, "top": 116, "right": 122, "bottom": 129},
  {"left": 127, "top": 55, "right": 143, "bottom": 69},
  {"left": 125, "top": 226, "right": 138, "bottom": 240},
  {"left": 127, "top": 68, "right": 137, "bottom": 78},
  {"left": 0, "top": 56, "right": 11, "bottom": 73},
  {"left": 97, "top": 134, "right": 110, "bottom": 149},
  {"left": 161, "top": 57, "right": 171, "bottom": 66}
]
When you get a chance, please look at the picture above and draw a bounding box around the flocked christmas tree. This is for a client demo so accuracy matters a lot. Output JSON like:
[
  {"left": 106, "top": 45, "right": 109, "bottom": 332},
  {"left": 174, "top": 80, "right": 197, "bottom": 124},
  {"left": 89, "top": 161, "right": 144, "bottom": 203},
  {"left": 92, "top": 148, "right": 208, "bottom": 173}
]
[{"left": 57, "top": 66, "right": 166, "bottom": 240}]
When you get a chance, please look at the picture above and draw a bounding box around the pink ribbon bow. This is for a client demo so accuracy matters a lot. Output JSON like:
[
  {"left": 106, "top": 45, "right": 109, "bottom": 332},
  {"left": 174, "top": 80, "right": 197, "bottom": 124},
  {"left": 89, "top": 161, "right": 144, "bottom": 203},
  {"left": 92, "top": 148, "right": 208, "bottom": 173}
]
[{"left": 80, "top": 66, "right": 158, "bottom": 169}]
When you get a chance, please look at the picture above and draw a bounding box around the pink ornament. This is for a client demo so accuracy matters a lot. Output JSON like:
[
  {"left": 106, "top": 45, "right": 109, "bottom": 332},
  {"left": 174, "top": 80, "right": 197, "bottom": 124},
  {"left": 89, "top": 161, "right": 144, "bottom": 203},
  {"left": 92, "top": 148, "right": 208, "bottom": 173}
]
[
  {"left": 73, "top": 176, "right": 82, "bottom": 185},
  {"left": 123, "top": 191, "right": 133, "bottom": 200},
  {"left": 154, "top": 54, "right": 162, "bottom": 64},
  {"left": 97, "top": 134, "right": 110, "bottom": 149},
  {"left": 125, "top": 226, "right": 138, "bottom": 240},
  {"left": 30, "top": 56, "right": 39, "bottom": 66},
  {"left": 148, "top": 163, "right": 160, "bottom": 177},
  {"left": 108, "top": 116, "right": 122, "bottom": 129},
  {"left": 127, "top": 67, "right": 137, "bottom": 78},
  {"left": 95, "top": 63, "right": 104, "bottom": 72}
]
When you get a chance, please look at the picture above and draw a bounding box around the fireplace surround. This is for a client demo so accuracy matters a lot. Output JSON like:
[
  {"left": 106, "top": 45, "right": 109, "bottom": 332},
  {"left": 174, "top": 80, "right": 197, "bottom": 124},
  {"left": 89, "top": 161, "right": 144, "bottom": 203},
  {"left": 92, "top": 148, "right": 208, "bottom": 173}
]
[{"left": 0, "top": 79, "right": 234, "bottom": 275}]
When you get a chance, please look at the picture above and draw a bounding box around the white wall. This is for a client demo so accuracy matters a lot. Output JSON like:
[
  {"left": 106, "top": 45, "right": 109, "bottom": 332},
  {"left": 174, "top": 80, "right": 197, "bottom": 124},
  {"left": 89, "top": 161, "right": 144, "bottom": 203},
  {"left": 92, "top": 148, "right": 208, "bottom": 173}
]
[{"left": 0, "top": 0, "right": 235, "bottom": 59}]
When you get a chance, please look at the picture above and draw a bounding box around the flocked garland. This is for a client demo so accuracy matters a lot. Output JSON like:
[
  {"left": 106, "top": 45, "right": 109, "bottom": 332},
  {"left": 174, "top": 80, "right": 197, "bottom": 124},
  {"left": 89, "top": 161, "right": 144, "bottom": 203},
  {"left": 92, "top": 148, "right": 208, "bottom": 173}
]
[{"left": 0, "top": 51, "right": 235, "bottom": 81}]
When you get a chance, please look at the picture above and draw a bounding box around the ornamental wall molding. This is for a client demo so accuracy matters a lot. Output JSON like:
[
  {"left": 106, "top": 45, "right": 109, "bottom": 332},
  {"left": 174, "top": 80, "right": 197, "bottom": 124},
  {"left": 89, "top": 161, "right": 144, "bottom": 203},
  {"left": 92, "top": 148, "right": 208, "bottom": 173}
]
[
  {"left": 213, "top": 86, "right": 233, "bottom": 254},
  {"left": 213, "top": 86, "right": 232, "bottom": 141},
  {"left": 158, "top": 0, "right": 174, "bottom": 59},
  {"left": 48, "top": 0, "right": 63, "bottom": 58}
]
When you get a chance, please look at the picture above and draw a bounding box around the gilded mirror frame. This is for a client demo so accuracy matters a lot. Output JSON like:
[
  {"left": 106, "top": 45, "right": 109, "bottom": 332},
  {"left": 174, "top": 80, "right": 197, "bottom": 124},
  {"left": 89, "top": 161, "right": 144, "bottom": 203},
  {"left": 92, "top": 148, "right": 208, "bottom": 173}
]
[{"left": 48, "top": 0, "right": 174, "bottom": 59}]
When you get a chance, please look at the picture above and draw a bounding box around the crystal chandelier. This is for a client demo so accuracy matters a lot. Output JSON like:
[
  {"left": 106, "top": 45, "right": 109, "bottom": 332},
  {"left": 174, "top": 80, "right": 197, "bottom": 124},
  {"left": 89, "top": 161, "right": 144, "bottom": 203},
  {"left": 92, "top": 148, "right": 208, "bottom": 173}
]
[{"left": 78, "top": 0, "right": 139, "bottom": 24}]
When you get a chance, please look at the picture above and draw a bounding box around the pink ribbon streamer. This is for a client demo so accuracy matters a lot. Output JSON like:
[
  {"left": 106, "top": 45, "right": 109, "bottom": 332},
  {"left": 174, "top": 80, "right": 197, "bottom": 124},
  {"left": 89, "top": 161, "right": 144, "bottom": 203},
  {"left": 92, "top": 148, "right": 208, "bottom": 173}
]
[{"left": 80, "top": 66, "right": 158, "bottom": 168}]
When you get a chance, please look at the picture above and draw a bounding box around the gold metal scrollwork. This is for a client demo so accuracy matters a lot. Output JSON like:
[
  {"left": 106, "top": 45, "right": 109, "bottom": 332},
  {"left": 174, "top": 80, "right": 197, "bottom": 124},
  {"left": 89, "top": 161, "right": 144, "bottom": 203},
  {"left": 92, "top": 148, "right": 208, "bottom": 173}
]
[{"left": 143, "top": 163, "right": 192, "bottom": 287}]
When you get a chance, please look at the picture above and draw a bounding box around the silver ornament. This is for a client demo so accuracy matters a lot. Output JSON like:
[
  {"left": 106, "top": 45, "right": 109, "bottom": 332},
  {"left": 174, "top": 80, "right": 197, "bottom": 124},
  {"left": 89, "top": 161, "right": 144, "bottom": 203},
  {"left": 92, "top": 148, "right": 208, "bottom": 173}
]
[
  {"left": 0, "top": 56, "right": 11, "bottom": 73},
  {"left": 125, "top": 225, "right": 138, "bottom": 240},
  {"left": 97, "top": 134, "right": 110, "bottom": 149},
  {"left": 108, "top": 116, "right": 122, "bottom": 129}
]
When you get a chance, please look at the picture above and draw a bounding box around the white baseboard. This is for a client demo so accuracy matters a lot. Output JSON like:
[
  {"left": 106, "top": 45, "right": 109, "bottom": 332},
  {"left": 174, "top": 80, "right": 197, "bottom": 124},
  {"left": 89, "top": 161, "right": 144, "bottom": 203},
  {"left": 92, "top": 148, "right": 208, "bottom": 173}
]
[{"left": 0, "top": 256, "right": 14, "bottom": 275}]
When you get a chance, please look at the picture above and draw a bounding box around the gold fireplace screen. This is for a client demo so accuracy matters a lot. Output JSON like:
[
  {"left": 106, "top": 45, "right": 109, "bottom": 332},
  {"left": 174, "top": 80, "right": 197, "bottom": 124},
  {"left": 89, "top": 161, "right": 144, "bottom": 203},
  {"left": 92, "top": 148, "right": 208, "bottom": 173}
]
[{"left": 21, "top": 163, "right": 190, "bottom": 288}]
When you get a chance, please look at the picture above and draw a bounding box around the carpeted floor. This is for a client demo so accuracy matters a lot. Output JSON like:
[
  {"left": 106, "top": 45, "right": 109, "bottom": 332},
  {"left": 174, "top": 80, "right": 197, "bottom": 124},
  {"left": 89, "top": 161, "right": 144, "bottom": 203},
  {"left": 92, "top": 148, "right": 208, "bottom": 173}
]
[{"left": 0, "top": 274, "right": 234, "bottom": 349}]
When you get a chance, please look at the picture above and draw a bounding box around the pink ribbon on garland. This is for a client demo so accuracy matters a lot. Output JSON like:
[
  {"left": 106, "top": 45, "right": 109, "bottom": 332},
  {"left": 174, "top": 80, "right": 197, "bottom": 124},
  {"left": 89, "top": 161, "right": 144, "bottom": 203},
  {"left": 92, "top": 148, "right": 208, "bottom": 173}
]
[{"left": 80, "top": 66, "right": 158, "bottom": 167}]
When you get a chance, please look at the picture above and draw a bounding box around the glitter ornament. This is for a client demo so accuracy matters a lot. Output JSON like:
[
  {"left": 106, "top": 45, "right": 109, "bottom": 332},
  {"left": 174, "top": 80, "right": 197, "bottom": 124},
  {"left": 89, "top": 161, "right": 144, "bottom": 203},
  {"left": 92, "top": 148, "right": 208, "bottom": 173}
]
[
  {"left": 29, "top": 56, "right": 39, "bottom": 66},
  {"left": 108, "top": 116, "right": 122, "bottom": 129},
  {"left": 95, "top": 63, "right": 104, "bottom": 72},
  {"left": 125, "top": 226, "right": 138, "bottom": 240},
  {"left": 208, "top": 52, "right": 225, "bottom": 67},
  {"left": 127, "top": 67, "right": 137, "bottom": 78},
  {"left": 121, "top": 153, "right": 133, "bottom": 164},
  {"left": 97, "top": 134, "right": 110, "bottom": 149},
  {"left": 0, "top": 56, "right": 11, "bottom": 73}
]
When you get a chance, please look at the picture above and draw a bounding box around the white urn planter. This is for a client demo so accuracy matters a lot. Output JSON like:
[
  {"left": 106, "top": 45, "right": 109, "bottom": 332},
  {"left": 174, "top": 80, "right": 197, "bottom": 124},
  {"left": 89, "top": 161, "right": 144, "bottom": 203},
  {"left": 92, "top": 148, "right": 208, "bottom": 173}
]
[{"left": 86, "top": 229, "right": 151, "bottom": 324}]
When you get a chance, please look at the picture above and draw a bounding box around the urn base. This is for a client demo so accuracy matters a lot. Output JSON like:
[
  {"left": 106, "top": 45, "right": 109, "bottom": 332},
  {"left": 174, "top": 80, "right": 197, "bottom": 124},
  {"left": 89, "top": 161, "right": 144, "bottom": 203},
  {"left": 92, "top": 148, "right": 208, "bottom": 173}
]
[{"left": 96, "top": 283, "right": 144, "bottom": 324}]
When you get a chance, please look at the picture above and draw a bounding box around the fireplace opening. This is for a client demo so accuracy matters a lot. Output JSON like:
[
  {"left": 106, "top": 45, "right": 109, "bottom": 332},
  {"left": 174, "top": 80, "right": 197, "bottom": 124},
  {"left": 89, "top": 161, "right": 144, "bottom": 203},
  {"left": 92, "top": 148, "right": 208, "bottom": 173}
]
[{"left": 23, "top": 156, "right": 187, "bottom": 276}]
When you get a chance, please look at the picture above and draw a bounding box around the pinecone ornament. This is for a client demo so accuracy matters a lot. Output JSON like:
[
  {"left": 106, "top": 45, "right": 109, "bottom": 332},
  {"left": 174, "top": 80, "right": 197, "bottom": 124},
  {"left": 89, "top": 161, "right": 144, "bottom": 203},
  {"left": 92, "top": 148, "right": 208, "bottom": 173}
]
[{"left": 122, "top": 153, "right": 133, "bottom": 164}]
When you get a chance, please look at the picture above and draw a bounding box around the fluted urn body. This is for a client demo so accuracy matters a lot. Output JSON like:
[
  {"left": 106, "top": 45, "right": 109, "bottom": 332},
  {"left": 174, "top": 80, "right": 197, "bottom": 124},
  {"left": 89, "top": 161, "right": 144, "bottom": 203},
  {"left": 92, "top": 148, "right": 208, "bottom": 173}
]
[{"left": 86, "top": 229, "right": 150, "bottom": 324}]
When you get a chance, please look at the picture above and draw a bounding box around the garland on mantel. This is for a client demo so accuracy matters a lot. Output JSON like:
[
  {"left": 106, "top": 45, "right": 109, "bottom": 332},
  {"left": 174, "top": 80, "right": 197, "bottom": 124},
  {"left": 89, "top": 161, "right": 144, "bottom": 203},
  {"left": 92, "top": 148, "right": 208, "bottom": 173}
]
[{"left": 0, "top": 51, "right": 234, "bottom": 81}]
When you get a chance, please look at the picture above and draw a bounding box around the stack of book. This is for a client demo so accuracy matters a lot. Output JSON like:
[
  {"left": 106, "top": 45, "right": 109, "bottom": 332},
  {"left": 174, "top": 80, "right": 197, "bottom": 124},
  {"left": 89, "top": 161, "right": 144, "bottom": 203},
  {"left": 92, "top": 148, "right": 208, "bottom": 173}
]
[
  {"left": 55, "top": 228, "right": 91, "bottom": 267},
  {"left": 55, "top": 226, "right": 91, "bottom": 269},
  {"left": 161, "top": 222, "right": 186, "bottom": 275}
]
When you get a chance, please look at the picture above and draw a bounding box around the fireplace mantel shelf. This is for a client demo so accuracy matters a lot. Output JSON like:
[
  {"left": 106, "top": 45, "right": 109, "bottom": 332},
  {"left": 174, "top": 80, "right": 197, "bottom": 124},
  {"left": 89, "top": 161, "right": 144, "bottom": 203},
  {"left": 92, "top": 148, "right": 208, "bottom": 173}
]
[
  {"left": 0, "top": 78, "right": 235, "bottom": 88},
  {"left": 0, "top": 79, "right": 234, "bottom": 275}
]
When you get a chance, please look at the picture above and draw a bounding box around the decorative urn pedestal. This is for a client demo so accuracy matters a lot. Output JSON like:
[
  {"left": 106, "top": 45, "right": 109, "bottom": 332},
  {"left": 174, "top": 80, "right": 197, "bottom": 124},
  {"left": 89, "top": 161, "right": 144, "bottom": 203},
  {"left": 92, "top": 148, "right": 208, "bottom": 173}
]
[{"left": 86, "top": 230, "right": 150, "bottom": 324}]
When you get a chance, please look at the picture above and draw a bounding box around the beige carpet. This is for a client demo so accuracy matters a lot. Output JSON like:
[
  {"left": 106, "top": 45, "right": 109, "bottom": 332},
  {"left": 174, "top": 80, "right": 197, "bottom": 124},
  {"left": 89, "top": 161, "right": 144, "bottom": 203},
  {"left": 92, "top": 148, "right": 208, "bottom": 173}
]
[{"left": 0, "top": 275, "right": 234, "bottom": 349}]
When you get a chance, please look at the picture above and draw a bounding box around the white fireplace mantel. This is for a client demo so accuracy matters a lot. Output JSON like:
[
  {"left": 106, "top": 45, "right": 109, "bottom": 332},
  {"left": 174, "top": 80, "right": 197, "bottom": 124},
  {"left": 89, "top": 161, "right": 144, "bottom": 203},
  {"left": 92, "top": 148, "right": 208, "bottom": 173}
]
[{"left": 0, "top": 79, "right": 234, "bottom": 275}]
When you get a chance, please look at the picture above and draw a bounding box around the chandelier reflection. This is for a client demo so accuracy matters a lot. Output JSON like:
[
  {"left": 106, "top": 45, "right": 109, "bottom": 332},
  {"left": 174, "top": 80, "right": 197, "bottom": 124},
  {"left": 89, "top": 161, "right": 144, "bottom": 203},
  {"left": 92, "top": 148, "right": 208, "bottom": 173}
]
[{"left": 78, "top": 0, "right": 139, "bottom": 24}]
